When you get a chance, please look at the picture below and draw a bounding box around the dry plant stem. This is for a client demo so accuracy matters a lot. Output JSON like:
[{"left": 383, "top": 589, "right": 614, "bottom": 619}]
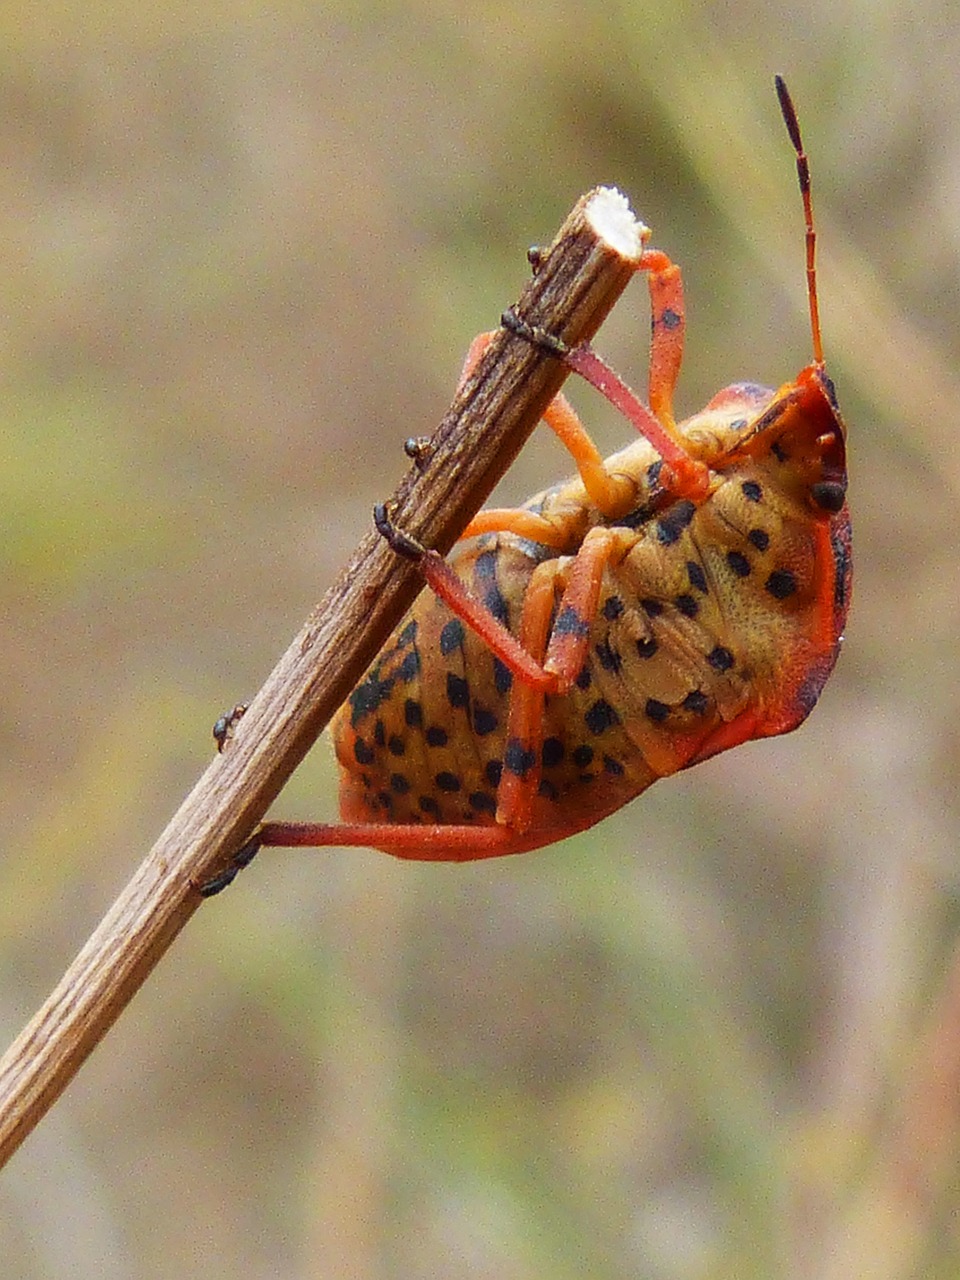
[{"left": 0, "top": 188, "right": 643, "bottom": 1167}]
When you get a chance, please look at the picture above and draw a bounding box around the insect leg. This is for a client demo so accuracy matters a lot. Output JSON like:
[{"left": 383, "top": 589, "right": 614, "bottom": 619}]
[
  {"left": 460, "top": 507, "right": 570, "bottom": 546},
  {"left": 543, "top": 526, "right": 633, "bottom": 690},
  {"left": 375, "top": 503, "right": 558, "bottom": 691},
  {"left": 639, "top": 247, "right": 685, "bottom": 433},
  {"left": 502, "top": 308, "right": 710, "bottom": 502},
  {"left": 196, "top": 819, "right": 544, "bottom": 891},
  {"left": 494, "top": 559, "right": 561, "bottom": 832},
  {"left": 494, "top": 526, "right": 632, "bottom": 829},
  {"left": 457, "top": 329, "right": 496, "bottom": 383}
]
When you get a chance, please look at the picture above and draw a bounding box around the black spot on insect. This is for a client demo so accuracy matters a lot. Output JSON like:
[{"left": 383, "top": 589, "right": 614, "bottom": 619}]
[
  {"left": 683, "top": 690, "right": 709, "bottom": 715},
  {"left": 619, "top": 502, "right": 656, "bottom": 530},
  {"left": 435, "top": 771, "right": 461, "bottom": 793},
  {"left": 554, "top": 605, "right": 590, "bottom": 638},
  {"left": 397, "top": 649, "right": 420, "bottom": 682},
  {"left": 390, "top": 773, "right": 410, "bottom": 794},
  {"left": 641, "top": 597, "right": 664, "bottom": 618},
  {"left": 791, "top": 668, "right": 826, "bottom": 719},
  {"left": 446, "top": 672, "right": 470, "bottom": 708},
  {"left": 538, "top": 778, "right": 559, "bottom": 801},
  {"left": 419, "top": 795, "right": 440, "bottom": 817},
  {"left": 398, "top": 619, "right": 418, "bottom": 646},
  {"left": 469, "top": 791, "right": 497, "bottom": 815},
  {"left": 726, "top": 550, "right": 751, "bottom": 578},
  {"left": 765, "top": 569, "right": 798, "bottom": 600},
  {"left": 493, "top": 657, "right": 512, "bottom": 696},
  {"left": 595, "top": 639, "right": 622, "bottom": 673},
  {"left": 741, "top": 480, "right": 763, "bottom": 503},
  {"left": 687, "top": 561, "right": 708, "bottom": 594},
  {"left": 603, "top": 755, "right": 625, "bottom": 775},
  {"left": 656, "top": 499, "right": 697, "bottom": 545},
  {"left": 729, "top": 418, "right": 747, "bottom": 431},
  {"left": 659, "top": 307, "right": 682, "bottom": 330},
  {"left": 748, "top": 529, "right": 770, "bottom": 552},
  {"left": 525, "top": 487, "right": 559, "bottom": 516},
  {"left": 636, "top": 636, "right": 658, "bottom": 660},
  {"left": 706, "top": 645, "right": 734, "bottom": 673},
  {"left": 485, "top": 586, "right": 510, "bottom": 626},
  {"left": 373, "top": 719, "right": 385, "bottom": 747},
  {"left": 426, "top": 725, "right": 448, "bottom": 748},
  {"left": 404, "top": 698, "right": 423, "bottom": 729},
  {"left": 388, "top": 734, "right": 405, "bottom": 756},
  {"left": 647, "top": 460, "right": 663, "bottom": 486},
  {"left": 376, "top": 790, "right": 393, "bottom": 812},
  {"left": 771, "top": 438, "right": 789, "bottom": 463},
  {"left": 572, "top": 744, "right": 594, "bottom": 768},
  {"left": 354, "top": 738, "right": 375, "bottom": 765},
  {"left": 575, "top": 665, "right": 592, "bottom": 690},
  {"left": 585, "top": 699, "right": 620, "bottom": 734},
  {"left": 475, "top": 549, "right": 497, "bottom": 581},
  {"left": 504, "top": 739, "right": 536, "bottom": 777},
  {"left": 485, "top": 759, "right": 503, "bottom": 787},
  {"left": 439, "top": 618, "right": 465, "bottom": 655},
  {"left": 832, "top": 527, "right": 852, "bottom": 611},
  {"left": 516, "top": 536, "right": 555, "bottom": 561},
  {"left": 472, "top": 704, "right": 499, "bottom": 736},
  {"left": 645, "top": 698, "right": 670, "bottom": 723},
  {"left": 542, "top": 737, "right": 565, "bottom": 768},
  {"left": 811, "top": 480, "right": 847, "bottom": 512},
  {"left": 349, "top": 674, "right": 391, "bottom": 727},
  {"left": 603, "top": 596, "right": 624, "bottom": 621},
  {"left": 675, "top": 593, "right": 699, "bottom": 619},
  {"left": 473, "top": 550, "right": 511, "bottom": 624}
]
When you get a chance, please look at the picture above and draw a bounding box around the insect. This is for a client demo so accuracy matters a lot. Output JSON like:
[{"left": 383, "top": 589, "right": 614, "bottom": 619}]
[{"left": 202, "top": 77, "right": 850, "bottom": 893}]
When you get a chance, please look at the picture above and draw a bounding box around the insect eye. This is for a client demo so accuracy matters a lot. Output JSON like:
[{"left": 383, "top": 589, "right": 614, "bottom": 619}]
[{"left": 810, "top": 480, "right": 847, "bottom": 512}]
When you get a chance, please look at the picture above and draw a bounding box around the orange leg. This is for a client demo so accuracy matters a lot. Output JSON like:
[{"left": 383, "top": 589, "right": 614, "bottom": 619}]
[
  {"left": 197, "top": 821, "right": 541, "bottom": 892},
  {"left": 543, "top": 526, "right": 632, "bottom": 690},
  {"left": 558, "top": 342, "right": 708, "bottom": 501},
  {"left": 457, "top": 332, "right": 646, "bottom": 527},
  {"left": 498, "top": 236, "right": 709, "bottom": 502},
  {"left": 374, "top": 505, "right": 558, "bottom": 693},
  {"left": 640, "top": 247, "right": 685, "bottom": 433},
  {"left": 462, "top": 244, "right": 697, "bottom": 504},
  {"left": 461, "top": 507, "right": 569, "bottom": 547},
  {"left": 494, "top": 560, "right": 562, "bottom": 832}
]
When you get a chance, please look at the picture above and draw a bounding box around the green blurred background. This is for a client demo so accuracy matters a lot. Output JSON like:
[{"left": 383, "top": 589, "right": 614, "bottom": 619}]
[{"left": 1, "top": 2, "right": 958, "bottom": 1277}]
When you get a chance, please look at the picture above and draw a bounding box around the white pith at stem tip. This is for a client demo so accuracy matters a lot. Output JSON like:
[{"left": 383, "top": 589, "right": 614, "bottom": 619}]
[{"left": 585, "top": 187, "right": 648, "bottom": 261}]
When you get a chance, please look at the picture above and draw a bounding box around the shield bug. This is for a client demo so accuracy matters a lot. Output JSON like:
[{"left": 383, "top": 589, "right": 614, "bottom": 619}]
[{"left": 203, "top": 77, "right": 849, "bottom": 892}]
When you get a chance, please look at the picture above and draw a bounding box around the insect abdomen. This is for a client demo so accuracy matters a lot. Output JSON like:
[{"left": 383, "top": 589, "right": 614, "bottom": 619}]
[{"left": 333, "top": 531, "right": 661, "bottom": 833}]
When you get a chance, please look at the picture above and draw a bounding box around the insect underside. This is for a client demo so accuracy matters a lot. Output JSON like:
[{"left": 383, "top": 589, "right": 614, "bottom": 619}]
[
  {"left": 327, "top": 361, "right": 851, "bottom": 861},
  {"left": 203, "top": 78, "right": 851, "bottom": 892}
]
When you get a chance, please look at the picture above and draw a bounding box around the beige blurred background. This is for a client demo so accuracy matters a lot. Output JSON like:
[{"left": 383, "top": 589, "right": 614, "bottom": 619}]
[{"left": 1, "top": 3, "right": 958, "bottom": 1277}]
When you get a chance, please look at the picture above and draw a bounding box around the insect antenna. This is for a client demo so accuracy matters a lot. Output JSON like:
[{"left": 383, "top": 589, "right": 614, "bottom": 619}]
[{"left": 775, "top": 75, "right": 824, "bottom": 368}]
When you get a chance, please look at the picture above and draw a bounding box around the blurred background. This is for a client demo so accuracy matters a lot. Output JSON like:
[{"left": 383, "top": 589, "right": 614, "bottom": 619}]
[{"left": 1, "top": 2, "right": 958, "bottom": 1277}]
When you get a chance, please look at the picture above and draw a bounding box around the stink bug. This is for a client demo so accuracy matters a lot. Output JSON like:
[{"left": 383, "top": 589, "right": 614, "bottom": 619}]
[{"left": 203, "top": 77, "right": 849, "bottom": 892}]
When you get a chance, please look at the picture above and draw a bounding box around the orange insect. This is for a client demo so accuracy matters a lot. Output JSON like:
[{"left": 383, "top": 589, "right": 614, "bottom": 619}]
[{"left": 202, "top": 78, "right": 850, "bottom": 893}]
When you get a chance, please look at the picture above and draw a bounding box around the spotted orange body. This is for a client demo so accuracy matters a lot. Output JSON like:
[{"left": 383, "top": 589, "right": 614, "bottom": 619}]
[
  {"left": 329, "top": 363, "right": 849, "bottom": 859},
  {"left": 202, "top": 79, "right": 850, "bottom": 892}
]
